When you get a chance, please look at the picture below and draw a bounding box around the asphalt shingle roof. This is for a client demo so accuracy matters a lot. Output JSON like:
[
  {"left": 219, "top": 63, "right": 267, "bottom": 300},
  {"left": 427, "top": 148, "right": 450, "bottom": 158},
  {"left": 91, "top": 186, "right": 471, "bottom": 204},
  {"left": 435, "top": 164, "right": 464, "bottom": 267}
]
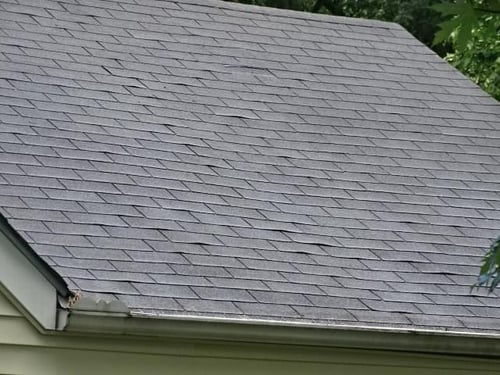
[{"left": 1, "top": 0, "right": 500, "bottom": 333}]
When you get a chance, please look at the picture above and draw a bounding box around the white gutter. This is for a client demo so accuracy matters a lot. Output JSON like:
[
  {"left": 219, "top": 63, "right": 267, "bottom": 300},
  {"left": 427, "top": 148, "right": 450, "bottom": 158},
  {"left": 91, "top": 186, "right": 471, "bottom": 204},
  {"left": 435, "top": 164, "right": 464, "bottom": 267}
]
[
  {"left": 63, "top": 297, "right": 500, "bottom": 358},
  {"left": 1, "top": 213, "right": 498, "bottom": 358}
]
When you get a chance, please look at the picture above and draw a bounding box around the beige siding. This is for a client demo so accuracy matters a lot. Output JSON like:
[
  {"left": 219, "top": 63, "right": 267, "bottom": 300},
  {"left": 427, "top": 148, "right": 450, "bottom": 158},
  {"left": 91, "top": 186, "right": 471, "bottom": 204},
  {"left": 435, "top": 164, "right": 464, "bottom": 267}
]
[
  {"left": 0, "top": 290, "right": 21, "bottom": 318},
  {"left": 0, "top": 291, "right": 498, "bottom": 375},
  {"left": 1, "top": 345, "right": 498, "bottom": 375}
]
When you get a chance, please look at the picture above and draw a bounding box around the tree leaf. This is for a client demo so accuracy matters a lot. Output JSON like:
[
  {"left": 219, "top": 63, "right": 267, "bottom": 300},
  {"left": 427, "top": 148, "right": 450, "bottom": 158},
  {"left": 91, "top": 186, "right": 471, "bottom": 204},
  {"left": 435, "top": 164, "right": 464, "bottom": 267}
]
[
  {"left": 433, "top": 17, "right": 461, "bottom": 45},
  {"left": 432, "top": 1, "right": 460, "bottom": 16},
  {"left": 476, "top": 236, "right": 500, "bottom": 292},
  {"left": 432, "top": 0, "right": 481, "bottom": 51}
]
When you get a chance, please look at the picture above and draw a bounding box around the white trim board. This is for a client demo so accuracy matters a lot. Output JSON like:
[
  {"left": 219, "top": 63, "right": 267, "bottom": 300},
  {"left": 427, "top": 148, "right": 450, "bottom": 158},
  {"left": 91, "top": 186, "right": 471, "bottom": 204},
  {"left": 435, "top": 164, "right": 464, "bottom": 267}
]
[{"left": 0, "top": 227, "right": 59, "bottom": 330}]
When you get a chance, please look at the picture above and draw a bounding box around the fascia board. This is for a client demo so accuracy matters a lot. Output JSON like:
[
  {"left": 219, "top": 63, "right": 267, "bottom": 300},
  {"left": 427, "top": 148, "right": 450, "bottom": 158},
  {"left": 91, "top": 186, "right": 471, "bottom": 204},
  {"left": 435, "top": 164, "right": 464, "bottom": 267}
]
[
  {"left": 0, "top": 222, "right": 64, "bottom": 330},
  {"left": 64, "top": 309, "right": 500, "bottom": 358},
  {"left": 0, "top": 216, "right": 68, "bottom": 297}
]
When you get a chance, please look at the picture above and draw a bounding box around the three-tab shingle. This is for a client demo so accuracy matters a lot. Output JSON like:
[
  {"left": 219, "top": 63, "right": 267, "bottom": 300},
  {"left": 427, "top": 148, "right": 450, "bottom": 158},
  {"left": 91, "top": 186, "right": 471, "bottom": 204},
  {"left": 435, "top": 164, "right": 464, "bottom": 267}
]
[{"left": 0, "top": 0, "right": 499, "bottom": 333}]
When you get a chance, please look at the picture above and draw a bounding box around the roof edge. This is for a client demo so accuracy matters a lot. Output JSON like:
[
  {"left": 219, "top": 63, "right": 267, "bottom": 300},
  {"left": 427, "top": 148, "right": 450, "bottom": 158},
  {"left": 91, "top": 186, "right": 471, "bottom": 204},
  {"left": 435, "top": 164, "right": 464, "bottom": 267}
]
[
  {"left": 178, "top": 0, "right": 403, "bottom": 30},
  {"left": 0, "top": 215, "right": 69, "bottom": 298},
  {"left": 64, "top": 307, "right": 500, "bottom": 357},
  {"left": 0, "top": 218, "right": 69, "bottom": 330}
]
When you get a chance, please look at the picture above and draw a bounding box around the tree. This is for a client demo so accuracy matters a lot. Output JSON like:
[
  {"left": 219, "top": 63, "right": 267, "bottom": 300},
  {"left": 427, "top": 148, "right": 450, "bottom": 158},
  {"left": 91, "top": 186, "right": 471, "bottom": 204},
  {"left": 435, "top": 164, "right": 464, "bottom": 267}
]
[
  {"left": 227, "top": 0, "right": 449, "bottom": 55},
  {"left": 314, "top": 0, "right": 449, "bottom": 56},
  {"left": 476, "top": 237, "right": 500, "bottom": 292},
  {"left": 433, "top": 0, "right": 500, "bottom": 100},
  {"left": 433, "top": 1, "right": 499, "bottom": 290},
  {"left": 227, "top": 0, "right": 499, "bottom": 98}
]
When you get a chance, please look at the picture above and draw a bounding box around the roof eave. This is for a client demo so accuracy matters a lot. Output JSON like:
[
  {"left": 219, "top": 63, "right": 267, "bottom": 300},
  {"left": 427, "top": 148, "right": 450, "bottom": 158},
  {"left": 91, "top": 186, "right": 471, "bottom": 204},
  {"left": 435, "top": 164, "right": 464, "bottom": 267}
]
[
  {"left": 0, "top": 217, "right": 70, "bottom": 330},
  {"left": 0, "top": 216, "right": 69, "bottom": 298},
  {"left": 63, "top": 307, "right": 500, "bottom": 358}
]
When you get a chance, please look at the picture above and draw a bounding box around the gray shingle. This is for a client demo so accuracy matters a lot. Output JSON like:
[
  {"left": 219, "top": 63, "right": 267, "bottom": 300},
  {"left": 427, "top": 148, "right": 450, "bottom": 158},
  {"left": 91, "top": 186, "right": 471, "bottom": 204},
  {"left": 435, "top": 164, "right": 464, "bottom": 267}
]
[
  {"left": 81, "top": 202, "right": 141, "bottom": 217},
  {"left": 192, "top": 212, "right": 249, "bottom": 227},
  {"left": 351, "top": 310, "right": 411, "bottom": 325},
  {"left": 177, "top": 298, "right": 242, "bottom": 314},
  {"left": 151, "top": 274, "right": 211, "bottom": 287},
  {"left": 193, "top": 286, "right": 256, "bottom": 302},
  {"left": 66, "top": 212, "right": 127, "bottom": 227},
  {"left": 119, "top": 295, "right": 182, "bottom": 311},
  {"left": 250, "top": 290, "right": 311, "bottom": 306},
  {"left": 0, "top": 0, "right": 499, "bottom": 335},
  {"left": 89, "top": 237, "right": 152, "bottom": 251},
  {"left": 90, "top": 270, "right": 154, "bottom": 283},
  {"left": 51, "top": 257, "right": 114, "bottom": 271},
  {"left": 227, "top": 268, "right": 286, "bottom": 282},
  {"left": 134, "top": 283, "right": 197, "bottom": 298},
  {"left": 7, "top": 218, "right": 50, "bottom": 233},
  {"left": 209, "top": 277, "right": 268, "bottom": 291},
  {"left": 112, "top": 260, "right": 174, "bottom": 274},
  {"left": 308, "top": 295, "right": 367, "bottom": 310},
  {"left": 46, "top": 222, "right": 108, "bottom": 236},
  {"left": 4, "top": 175, "right": 63, "bottom": 189},
  {"left": 236, "top": 302, "right": 300, "bottom": 318},
  {"left": 73, "top": 279, "right": 139, "bottom": 295},
  {"left": 185, "top": 253, "right": 243, "bottom": 268},
  {"left": 293, "top": 306, "right": 355, "bottom": 321},
  {"left": 363, "top": 300, "right": 421, "bottom": 313}
]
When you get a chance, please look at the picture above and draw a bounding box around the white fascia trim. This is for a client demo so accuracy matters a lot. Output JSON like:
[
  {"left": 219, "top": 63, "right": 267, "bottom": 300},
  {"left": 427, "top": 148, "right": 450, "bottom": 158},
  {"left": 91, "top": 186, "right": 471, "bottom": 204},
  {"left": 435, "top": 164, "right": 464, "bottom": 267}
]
[
  {"left": 64, "top": 305, "right": 500, "bottom": 358},
  {"left": 0, "top": 225, "right": 64, "bottom": 330}
]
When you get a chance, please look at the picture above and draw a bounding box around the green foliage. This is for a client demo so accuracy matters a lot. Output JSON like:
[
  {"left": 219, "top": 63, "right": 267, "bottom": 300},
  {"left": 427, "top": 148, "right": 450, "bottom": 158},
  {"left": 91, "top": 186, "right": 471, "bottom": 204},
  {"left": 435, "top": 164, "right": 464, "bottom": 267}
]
[
  {"left": 476, "top": 237, "right": 500, "bottom": 293},
  {"left": 433, "top": 0, "right": 477, "bottom": 50},
  {"left": 227, "top": 0, "right": 314, "bottom": 11},
  {"left": 227, "top": 1, "right": 449, "bottom": 55},
  {"left": 321, "top": 0, "right": 447, "bottom": 54},
  {"left": 446, "top": 18, "right": 500, "bottom": 100},
  {"left": 228, "top": 0, "right": 499, "bottom": 99},
  {"left": 433, "top": 0, "right": 500, "bottom": 100}
]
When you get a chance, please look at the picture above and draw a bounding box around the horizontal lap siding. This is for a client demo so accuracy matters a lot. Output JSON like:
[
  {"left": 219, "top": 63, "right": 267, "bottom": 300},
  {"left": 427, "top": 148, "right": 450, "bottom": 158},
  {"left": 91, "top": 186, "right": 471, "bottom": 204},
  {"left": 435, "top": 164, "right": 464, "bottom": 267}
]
[
  {"left": 0, "top": 345, "right": 498, "bottom": 375},
  {"left": 0, "top": 292, "right": 21, "bottom": 318},
  {"left": 0, "top": 292, "right": 28, "bottom": 375}
]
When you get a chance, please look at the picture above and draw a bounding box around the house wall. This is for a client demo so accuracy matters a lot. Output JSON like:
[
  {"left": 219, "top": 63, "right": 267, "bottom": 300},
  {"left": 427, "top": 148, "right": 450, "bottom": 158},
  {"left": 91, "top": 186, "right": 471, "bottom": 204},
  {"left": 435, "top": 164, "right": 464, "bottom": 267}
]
[
  {"left": 0, "top": 291, "right": 499, "bottom": 375},
  {"left": 0, "top": 289, "right": 21, "bottom": 318}
]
